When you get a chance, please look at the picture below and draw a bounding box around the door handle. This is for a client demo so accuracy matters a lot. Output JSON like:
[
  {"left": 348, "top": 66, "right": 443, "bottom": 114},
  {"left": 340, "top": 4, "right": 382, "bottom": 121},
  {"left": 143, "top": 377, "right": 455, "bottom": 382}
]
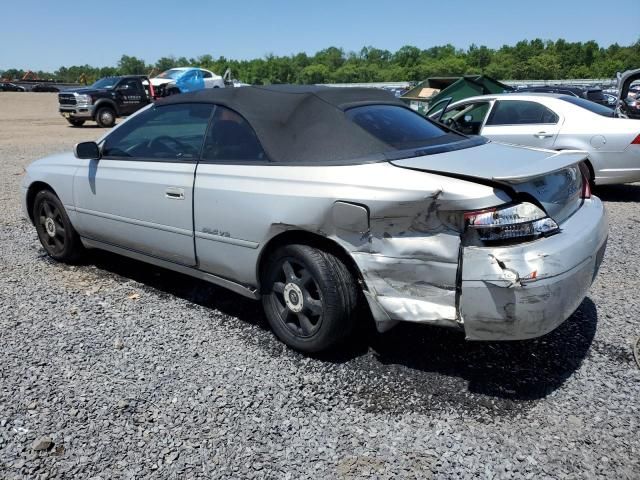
[
  {"left": 534, "top": 132, "right": 554, "bottom": 139},
  {"left": 165, "top": 187, "right": 185, "bottom": 200}
]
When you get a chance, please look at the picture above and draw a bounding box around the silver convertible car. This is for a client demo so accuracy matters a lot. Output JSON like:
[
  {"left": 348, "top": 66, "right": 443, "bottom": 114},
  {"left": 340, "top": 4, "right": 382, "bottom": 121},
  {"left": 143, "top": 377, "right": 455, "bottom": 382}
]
[{"left": 22, "top": 86, "right": 608, "bottom": 352}]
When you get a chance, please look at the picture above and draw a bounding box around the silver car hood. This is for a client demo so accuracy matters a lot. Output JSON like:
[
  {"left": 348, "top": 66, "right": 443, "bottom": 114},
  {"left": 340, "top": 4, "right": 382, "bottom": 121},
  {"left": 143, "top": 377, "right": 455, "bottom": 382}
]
[{"left": 390, "top": 142, "right": 587, "bottom": 184}]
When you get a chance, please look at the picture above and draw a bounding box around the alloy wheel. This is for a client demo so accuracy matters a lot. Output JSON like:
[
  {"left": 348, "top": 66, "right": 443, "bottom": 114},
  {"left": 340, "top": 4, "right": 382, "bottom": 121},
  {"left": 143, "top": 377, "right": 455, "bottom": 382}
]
[
  {"left": 38, "top": 198, "right": 66, "bottom": 255},
  {"left": 271, "top": 258, "right": 324, "bottom": 337}
]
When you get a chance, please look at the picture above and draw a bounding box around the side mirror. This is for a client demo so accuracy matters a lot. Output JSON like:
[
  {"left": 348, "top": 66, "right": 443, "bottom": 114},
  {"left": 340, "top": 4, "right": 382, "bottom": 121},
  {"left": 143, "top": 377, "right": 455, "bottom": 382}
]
[{"left": 74, "top": 141, "right": 101, "bottom": 160}]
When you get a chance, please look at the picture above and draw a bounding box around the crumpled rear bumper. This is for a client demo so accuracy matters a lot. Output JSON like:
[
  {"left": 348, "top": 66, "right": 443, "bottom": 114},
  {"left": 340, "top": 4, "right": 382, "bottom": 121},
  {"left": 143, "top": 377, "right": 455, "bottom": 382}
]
[{"left": 459, "top": 196, "right": 608, "bottom": 340}]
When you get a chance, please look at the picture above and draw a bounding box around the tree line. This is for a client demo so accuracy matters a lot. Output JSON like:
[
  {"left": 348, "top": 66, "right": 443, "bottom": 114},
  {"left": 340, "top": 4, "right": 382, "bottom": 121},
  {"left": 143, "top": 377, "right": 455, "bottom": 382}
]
[{"left": 2, "top": 39, "right": 638, "bottom": 85}]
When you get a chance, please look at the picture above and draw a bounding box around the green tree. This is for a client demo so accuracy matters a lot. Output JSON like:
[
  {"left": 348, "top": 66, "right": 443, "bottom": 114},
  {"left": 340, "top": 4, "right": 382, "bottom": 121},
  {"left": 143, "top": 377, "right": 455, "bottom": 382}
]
[
  {"left": 118, "top": 55, "right": 147, "bottom": 75},
  {"left": 468, "top": 44, "right": 492, "bottom": 72},
  {"left": 155, "top": 56, "right": 179, "bottom": 72},
  {"left": 299, "top": 64, "right": 330, "bottom": 84}
]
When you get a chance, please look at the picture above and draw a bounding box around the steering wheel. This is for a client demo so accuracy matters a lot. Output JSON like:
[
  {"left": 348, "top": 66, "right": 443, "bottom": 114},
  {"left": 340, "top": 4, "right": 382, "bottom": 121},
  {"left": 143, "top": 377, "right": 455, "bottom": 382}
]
[
  {"left": 148, "top": 135, "right": 197, "bottom": 157},
  {"left": 446, "top": 116, "right": 463, "bottom": 132}
]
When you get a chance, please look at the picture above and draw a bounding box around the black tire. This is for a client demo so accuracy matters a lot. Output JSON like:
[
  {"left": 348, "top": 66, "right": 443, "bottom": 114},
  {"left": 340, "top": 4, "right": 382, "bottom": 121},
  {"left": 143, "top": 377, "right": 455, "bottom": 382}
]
[
  {"left": 167, "top": 88, "right": 181, "bottom": 96},
  {"left": 95, "top": 106, "right": 116, "bottom": 128},
  {"left": 261, "top": 244, "right": 358, "bottom": 353},
  {"left": 67, "top": 119, "right": 85, "bottom": 127},
  {"left": 32, "top": 190, "right": 84, "bottom": 263}
]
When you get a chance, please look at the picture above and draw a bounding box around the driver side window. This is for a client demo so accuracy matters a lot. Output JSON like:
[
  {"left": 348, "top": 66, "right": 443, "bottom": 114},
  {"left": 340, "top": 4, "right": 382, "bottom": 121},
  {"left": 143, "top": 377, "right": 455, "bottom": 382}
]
[
  {"left": 118, "top": 79, "right": 142, "bottom": 92},
  {"left": 441, "top": 102, "right": 490, "bottom": 135},
  {"left": 102, "top": 104, "right": 213, "bottom": 161}
]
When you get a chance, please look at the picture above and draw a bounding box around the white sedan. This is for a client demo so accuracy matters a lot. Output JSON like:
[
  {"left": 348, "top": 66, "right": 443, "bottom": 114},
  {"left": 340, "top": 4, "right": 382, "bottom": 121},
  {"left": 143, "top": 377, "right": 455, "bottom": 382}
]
[
  {"left": 430, "top": 93, "right": 640, "bottom": 185},
  {"left": 151, "top": 67, "right": 225, "bottom": 95}
]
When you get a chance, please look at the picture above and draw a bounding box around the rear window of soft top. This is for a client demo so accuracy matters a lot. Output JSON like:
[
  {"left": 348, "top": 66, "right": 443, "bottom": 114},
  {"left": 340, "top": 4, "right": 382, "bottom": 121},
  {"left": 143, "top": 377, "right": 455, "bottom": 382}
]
[{"left": 346, "top": 105, "right": 462, "bottom": 150}]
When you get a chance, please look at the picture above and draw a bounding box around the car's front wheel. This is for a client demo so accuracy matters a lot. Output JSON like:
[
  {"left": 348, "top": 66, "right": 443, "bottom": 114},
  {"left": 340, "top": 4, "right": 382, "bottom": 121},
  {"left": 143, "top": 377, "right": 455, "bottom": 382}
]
[
  {"left": 33, "top": 190, "right": 84, "bottom": 263},
  {"left": 262, "top": 244, "right": 358, "bottom": 352}
]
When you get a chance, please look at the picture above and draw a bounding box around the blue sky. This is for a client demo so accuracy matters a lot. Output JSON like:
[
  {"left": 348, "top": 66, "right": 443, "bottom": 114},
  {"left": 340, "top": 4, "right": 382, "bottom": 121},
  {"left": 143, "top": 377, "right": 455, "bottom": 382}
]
[{"left": 3, "top": 0, "right": 639, "bottom": 71}]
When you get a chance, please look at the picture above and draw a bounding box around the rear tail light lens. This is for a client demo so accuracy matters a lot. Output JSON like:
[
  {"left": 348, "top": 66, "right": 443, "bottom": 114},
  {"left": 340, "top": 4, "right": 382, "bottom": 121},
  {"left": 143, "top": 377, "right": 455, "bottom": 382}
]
[
  {"left": 464, "top": 202, "right": 558, "bottom": 242},
  {"left": 582, "top": 173, "right": 592, "bottom": 199},
  {"left": 631, "top": 134, "right": 640, "bottom": 145}
]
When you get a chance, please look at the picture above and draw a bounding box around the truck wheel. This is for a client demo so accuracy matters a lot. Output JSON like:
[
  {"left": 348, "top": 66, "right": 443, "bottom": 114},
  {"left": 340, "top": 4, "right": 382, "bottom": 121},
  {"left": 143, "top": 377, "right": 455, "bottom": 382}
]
[
  {"left": 261, "top": 244, "right": 358, "bottom": 353},
  {"left": 33, "top": 190, "right": 84, "bottom": 263},
  {"left": 95, "top": 107, "right": 116, "bottom": 128},
  {"left": 67, "top": 119, "right": 85, "bottom": 127}
]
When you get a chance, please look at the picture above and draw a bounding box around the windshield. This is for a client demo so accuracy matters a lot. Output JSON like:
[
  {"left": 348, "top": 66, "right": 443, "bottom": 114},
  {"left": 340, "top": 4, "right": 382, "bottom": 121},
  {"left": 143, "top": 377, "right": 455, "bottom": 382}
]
[
  {"left": 91, "top": 77, "right": 119, "bottom": 89},
  {"left": 156, "top": 69, "right": 185, "bottom": 80},
  {"left": 559, "top": 96, "right": 615, "bottom": 117}
]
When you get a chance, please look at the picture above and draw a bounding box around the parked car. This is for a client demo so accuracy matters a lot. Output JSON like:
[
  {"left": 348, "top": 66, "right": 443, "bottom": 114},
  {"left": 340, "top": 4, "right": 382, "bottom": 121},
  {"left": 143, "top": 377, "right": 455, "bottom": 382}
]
[
  {"left": 0, "top": 82, "right": 25, "bottom": 92},
  {"left": 21, "top": 86, "right": 607, "bottom": 353},
  {"left": 151, "top": 67, "right": 224, "bottom": 96},
  {"left": 429, "top": 93, "right": 640, "bottom": 185},
  {"left": 31, "top": 83, "right": 60, "bottom": 92},
  {"left": 516, "top": 85, "right": 608, "bottom": 105},
  {"left": 58, "top": 75, "right": 155, "bottom": 127}
]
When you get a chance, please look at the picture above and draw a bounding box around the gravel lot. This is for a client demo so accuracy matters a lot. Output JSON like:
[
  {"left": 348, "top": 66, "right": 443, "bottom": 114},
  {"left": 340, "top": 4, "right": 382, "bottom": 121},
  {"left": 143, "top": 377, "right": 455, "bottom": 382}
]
[{"left": 1, "top": 92, "right": 639, "bottom": 479}]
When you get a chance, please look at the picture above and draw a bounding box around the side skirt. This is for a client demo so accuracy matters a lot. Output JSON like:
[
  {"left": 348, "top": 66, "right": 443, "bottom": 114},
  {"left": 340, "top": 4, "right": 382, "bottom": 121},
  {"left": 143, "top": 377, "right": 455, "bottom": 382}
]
[{"left": 81, "top": 237, "right": 260, "bottom": 300}]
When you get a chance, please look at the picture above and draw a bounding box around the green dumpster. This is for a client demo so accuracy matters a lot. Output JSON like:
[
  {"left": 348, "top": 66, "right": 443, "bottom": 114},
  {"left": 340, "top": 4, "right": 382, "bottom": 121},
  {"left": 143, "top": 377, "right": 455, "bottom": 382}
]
[{"left": 401, "top": 75, "right": 513, "bottom": 114}]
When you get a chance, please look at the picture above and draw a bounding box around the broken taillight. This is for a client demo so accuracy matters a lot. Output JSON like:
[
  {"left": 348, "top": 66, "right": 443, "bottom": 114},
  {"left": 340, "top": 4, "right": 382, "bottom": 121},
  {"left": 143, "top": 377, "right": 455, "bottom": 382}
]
[{"left": 464, "top": 202, "right": 559, "bottom": 242}]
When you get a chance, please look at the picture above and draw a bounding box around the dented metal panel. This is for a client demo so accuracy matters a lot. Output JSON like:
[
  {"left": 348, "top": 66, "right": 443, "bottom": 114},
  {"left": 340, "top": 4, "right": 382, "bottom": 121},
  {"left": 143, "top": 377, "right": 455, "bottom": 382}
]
[{"left": 460, "top": 196, "right": 608, "bottom": 340}]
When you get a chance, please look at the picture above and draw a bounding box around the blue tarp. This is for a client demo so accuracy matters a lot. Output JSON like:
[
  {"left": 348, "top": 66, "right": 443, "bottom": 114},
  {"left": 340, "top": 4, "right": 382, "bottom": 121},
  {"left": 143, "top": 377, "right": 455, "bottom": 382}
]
[{"left": 175, "top": 68, "right": 205, "bottom": 93}]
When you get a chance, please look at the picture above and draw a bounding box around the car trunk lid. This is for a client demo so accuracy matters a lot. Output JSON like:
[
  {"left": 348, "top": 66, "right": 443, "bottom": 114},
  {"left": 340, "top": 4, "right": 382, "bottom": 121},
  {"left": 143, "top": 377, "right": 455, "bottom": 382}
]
[{"left": 390, "top": 142, "right": 587, "bottom": 224}]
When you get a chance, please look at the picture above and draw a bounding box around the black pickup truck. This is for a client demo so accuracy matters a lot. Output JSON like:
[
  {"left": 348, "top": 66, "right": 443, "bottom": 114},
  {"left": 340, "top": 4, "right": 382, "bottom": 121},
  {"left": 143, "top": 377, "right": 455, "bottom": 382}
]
[{"left": 58, "top": 75, "right": 155, "bottom": 127}]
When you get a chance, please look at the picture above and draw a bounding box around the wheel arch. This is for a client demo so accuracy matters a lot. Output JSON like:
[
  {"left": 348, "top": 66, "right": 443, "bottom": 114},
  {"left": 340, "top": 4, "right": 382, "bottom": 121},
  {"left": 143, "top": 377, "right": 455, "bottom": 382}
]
[
  {"left": 26, "top": 181, "right": 57, "bottom": 223},
  {"left": 582, "top": 157, "right": 595, "bottom": 184},
  {"left": 256, "top": 229, "right": 366, "bottom": 294},
  {"left": 93, "top": 99, "right": 119, "bottom": 117}
]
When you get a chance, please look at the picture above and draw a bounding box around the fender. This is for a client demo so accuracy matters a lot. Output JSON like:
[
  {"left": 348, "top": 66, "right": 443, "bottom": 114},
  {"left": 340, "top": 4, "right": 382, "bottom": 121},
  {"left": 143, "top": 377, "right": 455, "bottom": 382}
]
[{"left": 92, "top": 98, "right": 120, "bottom": 116}]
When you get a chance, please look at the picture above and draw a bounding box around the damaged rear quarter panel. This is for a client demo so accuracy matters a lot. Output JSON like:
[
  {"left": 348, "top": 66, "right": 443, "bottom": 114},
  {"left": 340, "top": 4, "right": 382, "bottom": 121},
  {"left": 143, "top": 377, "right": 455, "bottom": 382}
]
[
  {"left": 351, "top": 174, "right": 510, "bottom": 330},
  {"left": 193, "top": 161, "right": 509, "bottom": 330}
]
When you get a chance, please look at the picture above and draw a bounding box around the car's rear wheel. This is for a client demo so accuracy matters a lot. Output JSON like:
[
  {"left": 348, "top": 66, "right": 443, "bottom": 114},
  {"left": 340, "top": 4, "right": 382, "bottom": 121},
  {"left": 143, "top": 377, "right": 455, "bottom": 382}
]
[
  {"left": 262, "top": 244, "right": 358, "bottom": 352},
  {"left": 67, "top": 119, "right": 85, "bottom": 127},
  {"left": 95, "top": 107, "right": 116, "bottom": 128},
  {"left": 33, "top": 190, "right": 84, "bottom": 263}
]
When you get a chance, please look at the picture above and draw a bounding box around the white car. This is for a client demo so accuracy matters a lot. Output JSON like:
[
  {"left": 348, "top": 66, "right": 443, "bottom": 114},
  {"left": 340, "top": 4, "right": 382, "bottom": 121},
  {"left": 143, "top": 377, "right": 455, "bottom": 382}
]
[
  {"left": 430, "top": 93, "right": 640, "bottom": 185},
  {"left": 151, "top": 67, "right": 225, "bottom": 95}
]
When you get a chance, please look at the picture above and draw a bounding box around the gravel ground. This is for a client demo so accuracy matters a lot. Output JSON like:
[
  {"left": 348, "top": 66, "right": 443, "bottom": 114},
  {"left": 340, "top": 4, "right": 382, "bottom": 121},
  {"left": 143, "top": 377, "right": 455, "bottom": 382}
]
[{"left": 0, "top": 92, "right": 639, "bottom": 479}]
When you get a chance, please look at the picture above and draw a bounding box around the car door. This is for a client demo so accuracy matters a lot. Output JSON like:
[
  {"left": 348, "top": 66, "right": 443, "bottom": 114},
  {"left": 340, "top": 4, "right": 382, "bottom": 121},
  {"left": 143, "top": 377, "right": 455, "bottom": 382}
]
[
  {"left": 193, "top": 105, "right": 270, "bottom": 282},
  {"left": 439, "top": 101, "right": 493, "bottom": 136},
  {"left": 480, "top": 99, "right": 562, "bottom": 149},
  {"left": 115, "top": 78, "right": 145, "bottom": 116},
  {"left": 201, "top": 70, "right": 214, "bottom": 89},
  {"left": 72, "top": 103, "right": 214, "bottom": 266}
]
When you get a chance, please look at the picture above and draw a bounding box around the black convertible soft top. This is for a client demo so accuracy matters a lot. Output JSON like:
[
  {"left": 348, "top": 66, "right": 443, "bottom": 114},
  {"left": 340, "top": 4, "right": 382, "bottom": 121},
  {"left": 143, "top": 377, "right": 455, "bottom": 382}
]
[{"left": 158, "top": 85, "right": 420, "bottom": 163}]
